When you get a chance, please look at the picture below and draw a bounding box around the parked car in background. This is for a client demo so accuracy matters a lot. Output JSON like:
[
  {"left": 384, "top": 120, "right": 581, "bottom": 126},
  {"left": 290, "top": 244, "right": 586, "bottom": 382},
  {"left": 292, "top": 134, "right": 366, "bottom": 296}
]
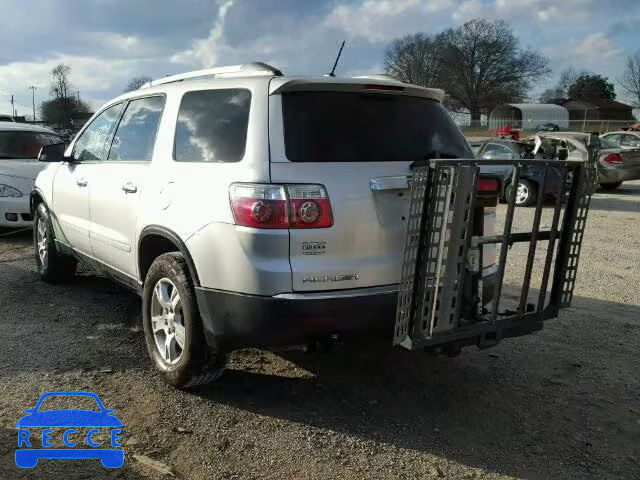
[
  {"left": 536, "top": 132, "right": 640, "bottom": 191},
  {"left": 600, "top": 131, "right": 640, "bottom": 149},
  {"left": 476, "top": 138, "right": 565, "bottom": 206},
  {"left": 534, "top": 122, "right": 561, "bottom": 133},
  {"left": 0, "top": 122, "right": 64, "bottom": 227}
]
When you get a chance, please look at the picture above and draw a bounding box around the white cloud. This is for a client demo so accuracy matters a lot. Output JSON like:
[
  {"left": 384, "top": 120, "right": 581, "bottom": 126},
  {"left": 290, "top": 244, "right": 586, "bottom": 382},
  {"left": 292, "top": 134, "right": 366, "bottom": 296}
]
[
  {"left": 170, "top": 0, "right": 235, "bottom": 67},
  {"left": 0, "top": 55, "right": 151, "bottom": 114},
  {"left": 453, "top": 0, "right": 594, "bottom": 24},
  {"left": 79, "top": 32, "right": 163, "bottom": 58},
  {"left": 494, "top": 0, "right": 592, "bottom": 23},
  {"left": 452, "top": 0, "right": 486, "bottom": 22},
  {"left": 324, "top": 0, "right": 454, "bottom": 43},
  {"left": 573, "top": 32, "right": 622, "bottom": 63}
]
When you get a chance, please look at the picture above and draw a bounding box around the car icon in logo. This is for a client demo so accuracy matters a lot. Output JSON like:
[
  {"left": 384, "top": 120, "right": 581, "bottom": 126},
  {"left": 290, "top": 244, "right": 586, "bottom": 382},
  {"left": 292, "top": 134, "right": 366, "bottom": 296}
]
[{"left": 15, "top": 391, "right": 123, "bottom": 468}]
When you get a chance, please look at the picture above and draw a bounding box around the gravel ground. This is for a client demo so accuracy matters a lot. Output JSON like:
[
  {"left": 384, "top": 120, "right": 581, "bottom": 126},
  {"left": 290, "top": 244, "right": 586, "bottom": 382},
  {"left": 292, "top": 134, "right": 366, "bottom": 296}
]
[{"left": 0, "top": 181, "right": 639, "bottom": 480}]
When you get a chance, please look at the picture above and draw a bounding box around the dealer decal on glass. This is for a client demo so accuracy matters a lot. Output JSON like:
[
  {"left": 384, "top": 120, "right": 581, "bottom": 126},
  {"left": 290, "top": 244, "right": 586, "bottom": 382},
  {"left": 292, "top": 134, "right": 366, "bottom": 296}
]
[{"left": 15, "top": 391, "right": 123, "bottom": 468}]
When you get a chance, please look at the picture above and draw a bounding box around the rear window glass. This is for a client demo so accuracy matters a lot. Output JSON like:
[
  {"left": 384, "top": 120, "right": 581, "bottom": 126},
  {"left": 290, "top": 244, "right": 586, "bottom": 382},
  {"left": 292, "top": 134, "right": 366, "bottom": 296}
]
[
  {"left": 282, "top": 92, "right": 472, "bottom": 162},
  {"left": 174, "top": 89, "right": 251, "bottom": 163},
  {"left": 0, "top": 131, "right": 63, "bottom": 160}
]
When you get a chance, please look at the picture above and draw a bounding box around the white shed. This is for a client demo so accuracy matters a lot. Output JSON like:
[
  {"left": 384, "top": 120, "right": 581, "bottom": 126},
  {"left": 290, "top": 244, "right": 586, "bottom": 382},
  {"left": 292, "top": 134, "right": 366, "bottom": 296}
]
[{"left": 488, "top": 103, "right": 569, "bottom": 130}]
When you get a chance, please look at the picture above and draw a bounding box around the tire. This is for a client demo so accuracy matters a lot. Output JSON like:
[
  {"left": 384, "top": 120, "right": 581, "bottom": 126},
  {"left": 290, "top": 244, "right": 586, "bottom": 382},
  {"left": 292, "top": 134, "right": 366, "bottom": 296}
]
[
  {"left": 505, "top": 179, "right": 537, "bottom": 207},
  {"left": 142, "top": 252, "right": 228, "bottom": 389},
  {"left": 33, "top": 202, "right": 77, "bottom": 283},
  {"left": 599, "top": 181, "right": 622, "bottom": 191}
]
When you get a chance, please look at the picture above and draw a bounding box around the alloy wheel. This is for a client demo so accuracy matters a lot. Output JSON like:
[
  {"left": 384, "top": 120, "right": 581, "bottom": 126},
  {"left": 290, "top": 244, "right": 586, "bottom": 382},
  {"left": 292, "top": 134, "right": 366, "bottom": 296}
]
[
  {"left": 516, "top": 182, "right": 529, "bottom": 205},
  {"left": 36, "top": 217, "right": 48, "bottom": 266},
  {"left": 150, "top": 278, "right": 186, "bottom": 364}
]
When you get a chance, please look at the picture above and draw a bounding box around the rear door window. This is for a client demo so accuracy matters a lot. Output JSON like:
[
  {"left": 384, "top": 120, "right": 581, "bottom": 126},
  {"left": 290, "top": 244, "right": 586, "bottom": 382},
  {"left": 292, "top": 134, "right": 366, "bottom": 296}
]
[
  {"left": 281, "top": 92, "right": 472, "bottom": 162},
  {"left": 174, "top": 89, "right": 251, "bottom": 163},
  {"left": 107, "top": 96, "right": 165, "bottom": 162}
]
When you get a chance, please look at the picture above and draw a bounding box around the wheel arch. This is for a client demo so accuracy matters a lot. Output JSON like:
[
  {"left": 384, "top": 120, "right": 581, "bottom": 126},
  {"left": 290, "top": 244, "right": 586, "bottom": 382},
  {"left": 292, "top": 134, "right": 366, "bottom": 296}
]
[
  {"left": 30, "top": 188, "right": 48, "bottom": 214},
  {"left": 138, "top": 226, "right": 201, "bottom": 286}
]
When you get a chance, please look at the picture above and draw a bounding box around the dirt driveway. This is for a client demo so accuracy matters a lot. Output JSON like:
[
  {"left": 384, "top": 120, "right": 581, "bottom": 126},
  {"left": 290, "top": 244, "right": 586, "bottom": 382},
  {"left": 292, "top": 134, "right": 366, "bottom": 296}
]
[{"left": 0, "top": 182, "right": 639, "bottom": 479}]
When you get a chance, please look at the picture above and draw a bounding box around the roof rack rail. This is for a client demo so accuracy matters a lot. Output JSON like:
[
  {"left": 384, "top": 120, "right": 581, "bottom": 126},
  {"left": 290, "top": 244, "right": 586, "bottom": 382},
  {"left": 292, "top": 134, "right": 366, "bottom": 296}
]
[{"left": 143, "top": 62, "right": 283, "bottom": 88}]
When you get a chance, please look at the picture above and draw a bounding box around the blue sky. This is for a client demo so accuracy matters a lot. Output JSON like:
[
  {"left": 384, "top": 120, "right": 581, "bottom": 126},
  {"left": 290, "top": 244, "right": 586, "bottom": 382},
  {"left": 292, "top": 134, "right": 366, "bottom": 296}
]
[{"left": 1, "top": 0, "right": 639, "bottom": 117}]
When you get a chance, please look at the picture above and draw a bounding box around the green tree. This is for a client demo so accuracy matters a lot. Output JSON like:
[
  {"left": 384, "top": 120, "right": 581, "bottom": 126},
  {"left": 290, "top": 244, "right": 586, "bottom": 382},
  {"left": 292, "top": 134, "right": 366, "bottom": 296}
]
[
  {"left": 40, "top": 97, "right": 91, "bottom": 126},
  {"left": 567, "top": 73, "right": 616, "bottom": 101},
  {"left": 539, "top": 68, "right": 585, "bottom": 102}
]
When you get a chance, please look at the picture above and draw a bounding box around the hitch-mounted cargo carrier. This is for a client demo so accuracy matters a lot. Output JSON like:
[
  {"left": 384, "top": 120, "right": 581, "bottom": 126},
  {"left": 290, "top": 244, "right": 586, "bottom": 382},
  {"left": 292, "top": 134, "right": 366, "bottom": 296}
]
[{"left": 394, "top": 136, "right": 599, "bottom": 352}]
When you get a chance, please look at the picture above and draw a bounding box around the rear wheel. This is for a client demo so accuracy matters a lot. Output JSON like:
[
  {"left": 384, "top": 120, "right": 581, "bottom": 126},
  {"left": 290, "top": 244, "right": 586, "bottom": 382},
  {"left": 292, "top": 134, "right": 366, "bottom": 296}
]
[
  {"left": 33, "top": 203, "right": 77, "bottom": 283},
  {"left": 142, "top": 252, "right": 228, "bottom": 388},
  {"left": 505, "top": 179, "right": 537, "bottom": 207},
  {"left": 599, "top": 181, "right": 622, "bottom": 191}
]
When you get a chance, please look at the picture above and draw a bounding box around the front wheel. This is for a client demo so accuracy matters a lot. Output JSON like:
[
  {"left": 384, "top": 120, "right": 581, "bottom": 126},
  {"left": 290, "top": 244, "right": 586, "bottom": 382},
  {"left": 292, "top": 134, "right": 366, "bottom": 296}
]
[
  {"left": 142, "top": 252, "right": 228, "bottom": 389},
  {"left": 599, "top": 181, "right": 622, "bottom": 191},
  {"left": 33, "top": 203, "right": 77, "bottom": 283},
  {"left": 505, "top": 179, "right": 537, "bottom": 207}
]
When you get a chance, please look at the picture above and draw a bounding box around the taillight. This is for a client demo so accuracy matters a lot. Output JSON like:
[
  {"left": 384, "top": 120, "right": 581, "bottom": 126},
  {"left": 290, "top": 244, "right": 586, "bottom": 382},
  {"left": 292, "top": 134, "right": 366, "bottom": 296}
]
[
  {"left": 229, "top": 183, "right": 333, "bottom": 229},
  {"left": 603, "top": 153, "right": 623, "bottom": 164},
  {"left": 477, "top": 178, "right": 499, "bottom": 195},
  {"left": 229, "top": 184, "right": 288, "bottom": 228},
  {"left": 287, "top": 185, "right": 333, "bottom": 228}
]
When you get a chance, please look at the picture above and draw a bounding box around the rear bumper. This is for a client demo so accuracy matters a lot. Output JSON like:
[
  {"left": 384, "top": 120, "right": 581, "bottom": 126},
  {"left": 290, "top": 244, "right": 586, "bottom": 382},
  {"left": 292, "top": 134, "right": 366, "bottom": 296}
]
[
  {"left": 195, "top": 285, "right": 396, "bottom": 350},
  {"left": 598, "top": 165, "right": 640, "bottom": 184},
  {"left": 195, "top": 269, "right": 499, "bottom": 351}
]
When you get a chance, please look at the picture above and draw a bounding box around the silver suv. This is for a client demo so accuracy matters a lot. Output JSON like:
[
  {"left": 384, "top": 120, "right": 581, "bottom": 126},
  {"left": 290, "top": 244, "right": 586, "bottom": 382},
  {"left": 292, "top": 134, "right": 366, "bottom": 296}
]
[{"left": 32, "top": 63, "right": 497, "bottom": 388}]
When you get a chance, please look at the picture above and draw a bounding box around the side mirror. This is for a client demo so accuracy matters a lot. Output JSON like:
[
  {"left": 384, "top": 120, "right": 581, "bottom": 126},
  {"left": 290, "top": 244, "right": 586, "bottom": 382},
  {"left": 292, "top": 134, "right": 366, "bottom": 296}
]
[{"left": 38, "top": 142, "right": 67, "bottom": 163}]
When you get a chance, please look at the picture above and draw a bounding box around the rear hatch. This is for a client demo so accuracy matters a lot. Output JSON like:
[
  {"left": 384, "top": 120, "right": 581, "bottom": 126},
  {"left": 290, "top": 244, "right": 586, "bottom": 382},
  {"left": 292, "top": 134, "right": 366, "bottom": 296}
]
[{"left": 267, "top": 80, "right": 484, "bottom": 291}]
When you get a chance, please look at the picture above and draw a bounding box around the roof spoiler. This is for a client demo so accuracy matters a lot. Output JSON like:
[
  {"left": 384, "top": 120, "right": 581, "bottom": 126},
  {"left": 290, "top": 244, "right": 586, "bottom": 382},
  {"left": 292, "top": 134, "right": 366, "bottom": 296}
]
[{"left": 270, "top": 78, "right": 445, "bottom": 103}]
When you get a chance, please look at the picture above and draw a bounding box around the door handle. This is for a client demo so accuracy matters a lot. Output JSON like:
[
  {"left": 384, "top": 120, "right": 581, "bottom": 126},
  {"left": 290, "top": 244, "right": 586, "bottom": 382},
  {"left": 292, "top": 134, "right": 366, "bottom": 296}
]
[
  {"left": 76, "top": 178, "right": 88, "bottom": 187},
  {"left": 122, "top": 182, "right": 138, "bottom": 194}
]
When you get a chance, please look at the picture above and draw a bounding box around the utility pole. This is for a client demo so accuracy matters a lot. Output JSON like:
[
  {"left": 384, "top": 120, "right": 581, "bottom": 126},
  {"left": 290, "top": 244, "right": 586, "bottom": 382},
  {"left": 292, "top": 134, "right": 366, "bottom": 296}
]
[
  {"left": 29, "top": 86, "right": 37, "bottom": 122},
  {"left": 10, "top": 95, "right": 15, "bottom": 117},
  {"left": 77, "top": 90, "right": 80, "bottom": 104}
]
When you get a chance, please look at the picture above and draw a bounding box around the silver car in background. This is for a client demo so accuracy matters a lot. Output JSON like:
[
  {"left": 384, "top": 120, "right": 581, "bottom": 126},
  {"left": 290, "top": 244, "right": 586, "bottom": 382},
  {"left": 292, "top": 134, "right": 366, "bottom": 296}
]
[{"left": 536, "top": 132, "right": 640, "bottom": 190}]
